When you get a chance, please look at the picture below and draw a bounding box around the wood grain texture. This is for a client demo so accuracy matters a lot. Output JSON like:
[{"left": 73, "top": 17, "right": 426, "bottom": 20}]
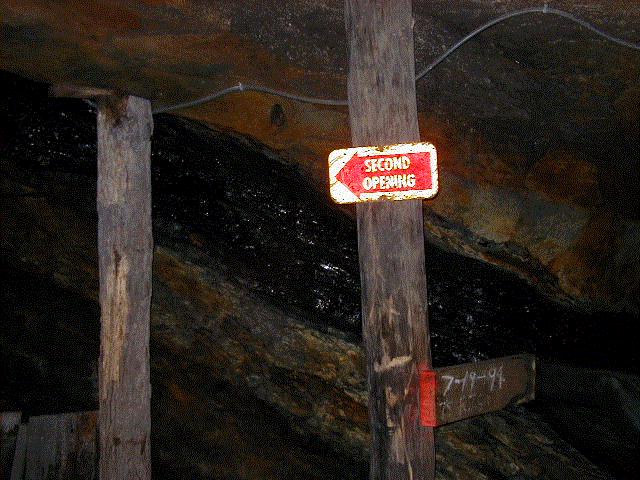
[
  {"left": 23, "top": 412, "right": 98, "bottom": 480},
  {"left": 1, "top": 412, "right": 21, "bottom": 480},
  {"left": 344, "top": 1, "right": 435, "bottom": 478},
  {"left": 50, "top": 84, "right": 114, "bottom": 99},
  {"left": 9, "top": 425, "right": 26, "bottom": 480},
  {"left": 434, "top": 354, "right": 536, "bottom": 426},
  {"left": 97, "top": 95, "right": 153, "bottom": 480}
]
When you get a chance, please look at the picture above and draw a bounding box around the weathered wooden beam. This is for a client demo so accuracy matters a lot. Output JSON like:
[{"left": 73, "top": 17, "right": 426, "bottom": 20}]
[
  {"left": 23, "top": 412, "right": 98, "bottom": 479},
  {"left": 1, "top": 412, "right": 22, "bottom": 480},
  {"left": 344, "top": 1, "right": 435, "bottom": 479},
  {"left": 97, "top": 95, "right": 153, "bottom": 479},
  {"left": 422, "top": 354, "right": 536, "bottom": 427},
  {"left": 50, "top": 83, "right": 116, "bottom": 99},
  {"left": 8, "top": 424, "right": 26, "bottom": 480}
]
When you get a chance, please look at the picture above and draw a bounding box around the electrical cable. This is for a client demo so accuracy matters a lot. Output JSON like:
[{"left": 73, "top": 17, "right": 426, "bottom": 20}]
[
  {"left": 415, "top": 5, "right": 640, "bottom": 80},
  {"left": 152, "top": 82, "right": 348, "bottom": 114},
  {"left": 152, "top": 5, "right": 640, "bottom": 114}
]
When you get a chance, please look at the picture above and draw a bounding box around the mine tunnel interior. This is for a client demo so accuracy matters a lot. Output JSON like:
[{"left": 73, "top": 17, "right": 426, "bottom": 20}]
[
  {"left": 1, "top": 1, "right": 640, "bottom": 479},
  {"left": 1, "top": 69, "right": 639, "bottom": 480}
]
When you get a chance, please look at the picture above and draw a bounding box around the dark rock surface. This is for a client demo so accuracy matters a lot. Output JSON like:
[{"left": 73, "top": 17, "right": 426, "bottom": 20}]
[
  {"left": 2, "top": 0, "right": 639, "bottom": 313},
  {"left": 533, "top": 364, "right": 640, "bottom": 479},
  {"left": 2, "top": 72, "right": 638, "bottom": 479},
  {"left": 0, "top": 178, "right": 616, "bottom": 480}
]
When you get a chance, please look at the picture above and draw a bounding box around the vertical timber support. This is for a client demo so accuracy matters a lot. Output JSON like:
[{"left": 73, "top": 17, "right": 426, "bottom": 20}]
[
  {"left": 344, "top": 1, "right": 435, "bottom": 479},
  {"left": 97, "top": 95, "right": 153, "bottom": 480}
]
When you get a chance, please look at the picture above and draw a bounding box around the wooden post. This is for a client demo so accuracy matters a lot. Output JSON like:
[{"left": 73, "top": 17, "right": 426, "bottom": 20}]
[
  {"left": 345, "top": 1, "right": 434, "bottom": 479},
  {"left": 97, "top": 95, "right": 153, "bottom": 479},
  {"left": 1, "top": 411, "right": 22, "bottom": 479}
]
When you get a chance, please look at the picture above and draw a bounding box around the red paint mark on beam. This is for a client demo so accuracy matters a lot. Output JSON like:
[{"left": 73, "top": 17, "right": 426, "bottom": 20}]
[{"left": 420, "top": 367, "right": 438, "bottom": 427}]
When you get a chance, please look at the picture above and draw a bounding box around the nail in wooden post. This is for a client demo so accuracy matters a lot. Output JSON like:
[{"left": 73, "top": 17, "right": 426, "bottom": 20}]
[
  {"left": 344, "top": 1, "right": 435, "bottom": 478},
  {"left": 97, "top": 95, "right": 153, "bottom": 480}
]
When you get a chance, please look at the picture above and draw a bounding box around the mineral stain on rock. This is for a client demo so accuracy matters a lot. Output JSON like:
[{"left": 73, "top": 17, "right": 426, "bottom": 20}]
[
  {"left": 1, "top": 71, "right": 638, "bottom": 479},
  {"left": 3, "top": 1, "right": 639, "bottom": 315}
]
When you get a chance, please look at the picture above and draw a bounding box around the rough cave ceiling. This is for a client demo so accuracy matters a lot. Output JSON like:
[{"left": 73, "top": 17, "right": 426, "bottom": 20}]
[{"left": 1, "top": 0, "right": 640, "bottom": 313}]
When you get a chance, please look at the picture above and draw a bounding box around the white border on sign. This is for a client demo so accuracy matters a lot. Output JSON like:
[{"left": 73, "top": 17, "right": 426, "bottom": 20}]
[{"left": 328, "top": 142, "right": 438, "bottom": 204}]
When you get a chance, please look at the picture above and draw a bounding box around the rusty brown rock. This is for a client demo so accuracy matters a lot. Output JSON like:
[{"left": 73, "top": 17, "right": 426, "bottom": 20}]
[
  {"left": 0, "top": 148, "right": 619, "bottom": 480},
  {"left": 525, "top": 149, "right": 602, "bottom": 208},
  {"left": 2, "top": 1, "right": 640, "bottom": 313}
]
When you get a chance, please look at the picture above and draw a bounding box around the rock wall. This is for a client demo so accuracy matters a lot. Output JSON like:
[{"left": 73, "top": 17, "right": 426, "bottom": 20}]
[
  {"left": 1, "top": 149, "right": 615, "bottom": 480},
  {"left": 1, "top": 0, "right": 639, "bottom": 312},
  {"left": 3, "top": 82, "right": 636, "bottom": 477}
]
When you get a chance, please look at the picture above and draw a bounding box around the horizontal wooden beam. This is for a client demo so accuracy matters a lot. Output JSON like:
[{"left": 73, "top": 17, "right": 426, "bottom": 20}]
[
  {"left": 421, "top": 354, "right": 536, "bottom": 427},
  {"left": 49, "top": 83, "right": 116, "bottom": 99}
]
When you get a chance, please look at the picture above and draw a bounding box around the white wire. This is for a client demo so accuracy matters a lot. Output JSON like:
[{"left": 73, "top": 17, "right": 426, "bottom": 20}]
[
  {"left": 153, "top": 85, "right": 247, "bottom": 114},
  {"left": 415, "top": 6, "right": 640, "bottom": 80},
  {"left": 152, "top": 83, "right": 347, "bottom": 114},
  {"left": 152, "top": 6, "right": 640, "bottom": 114}
]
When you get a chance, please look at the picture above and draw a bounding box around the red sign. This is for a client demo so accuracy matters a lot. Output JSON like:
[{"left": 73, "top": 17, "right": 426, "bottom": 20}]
[{"left": 328, "top": 143, "right": 438, "bottom": 204}]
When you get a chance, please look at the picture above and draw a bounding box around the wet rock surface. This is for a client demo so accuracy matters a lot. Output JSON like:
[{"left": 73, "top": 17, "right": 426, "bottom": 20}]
[
  {"left": 2, "top": 0, "right": 639, "bottom": 313},
  {"left": 1, "top": 71, "right": 637, "bottom": 371},
  {"left": 1, "top": 72, "right": 638, "bottom": 479}
]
